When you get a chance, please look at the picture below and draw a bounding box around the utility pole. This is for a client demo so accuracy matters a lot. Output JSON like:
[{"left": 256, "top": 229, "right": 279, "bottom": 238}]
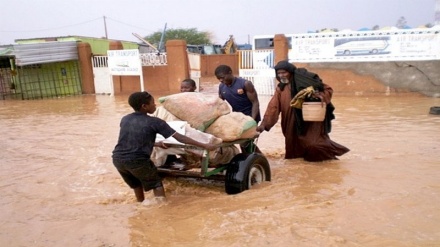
[{"left": 103, "top": 16, "right": 108, "bottom": 39}]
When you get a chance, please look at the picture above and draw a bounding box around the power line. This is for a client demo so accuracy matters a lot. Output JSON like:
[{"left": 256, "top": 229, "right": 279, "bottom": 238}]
[
  {"left": 0, "top": 17, "right": 102, "bottom": 33},
  {"left": 0, "top": 16, "right": 156, "bottom": 34},
  {"left": 105, "top": 17, "right": 155, "bottom": 32}
]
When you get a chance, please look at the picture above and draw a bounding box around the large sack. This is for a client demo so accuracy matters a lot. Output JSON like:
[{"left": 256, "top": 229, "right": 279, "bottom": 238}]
[
  {"left": 159, "top": 92, "right": 231, "bottom": 131},
  {"left": 208, "top": 145, "right": 239, "bottom": 166},
  {"left": 184, "top": 124, "right": 223, "bottom": 158},
  {"left": 152, "top": 121, "right": 230, "bottom": 167},
  {"left": 151, "top": 146, "right": 185, "bottom": 167},
  {"left": 205, "top": 112, "right": 258, "bottom": 141},
  {"left": 151, "top": 106, "right": 181, "bottom": 122},
  {"left": 183, "top": 125, "right": 237, "bottom": 167}
]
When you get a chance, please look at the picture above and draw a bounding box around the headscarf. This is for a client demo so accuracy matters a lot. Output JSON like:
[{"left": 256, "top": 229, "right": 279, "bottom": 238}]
[{"left": 274, "top": 60, "right": 296, "bottom": 92}]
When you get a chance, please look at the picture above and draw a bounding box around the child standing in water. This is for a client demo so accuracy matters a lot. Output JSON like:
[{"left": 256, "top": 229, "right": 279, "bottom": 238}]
[
  {"left": 112, "top": 91, "right": 217, "bottom": 204},
  {"left": 180, "top": 78, "right": 197, "bottom": 92}
]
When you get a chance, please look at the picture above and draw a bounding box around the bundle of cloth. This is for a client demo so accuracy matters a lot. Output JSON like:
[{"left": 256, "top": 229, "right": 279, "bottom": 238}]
[{"left": 151, "top": 92, "right": 258, "bottom": 168}]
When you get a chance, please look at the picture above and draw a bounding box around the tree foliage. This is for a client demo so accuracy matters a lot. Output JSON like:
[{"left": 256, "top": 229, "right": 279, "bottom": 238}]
[
  {"left": 396, "top": 16, "right": 407, "bottom": 29},
  {"left": 425, "top": 23, "right": 433, "bottom": 28},
  {"left": 144, "top": 28, "right": 212, "bottom": 49}
]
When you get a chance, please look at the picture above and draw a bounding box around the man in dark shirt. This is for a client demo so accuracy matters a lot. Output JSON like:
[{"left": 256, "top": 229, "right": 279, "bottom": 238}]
[
  {"left": 215, "top": 65, "right": 261, "bottom": 122},
  {"left": 112, "top": 91, "right": 217, "bottom": 204},
  {"left": 215, "top": 65, "right": 261, "bottom": 153}
]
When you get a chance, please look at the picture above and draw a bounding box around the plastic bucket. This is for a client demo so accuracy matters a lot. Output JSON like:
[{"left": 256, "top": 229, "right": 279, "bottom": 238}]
[{"left": 302, "top": 102, "right": 326, "bottom": 121}]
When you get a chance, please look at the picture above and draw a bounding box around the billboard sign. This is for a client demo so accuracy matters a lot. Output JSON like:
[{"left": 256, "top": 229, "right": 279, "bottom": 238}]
[{"left": 107, "top": 49, "right": 142, "bottom": 75}]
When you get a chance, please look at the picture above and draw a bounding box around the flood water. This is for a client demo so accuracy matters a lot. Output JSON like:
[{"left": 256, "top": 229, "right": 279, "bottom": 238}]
[{"left": 1, "top": 89, "right": 440, "bottom": 247}]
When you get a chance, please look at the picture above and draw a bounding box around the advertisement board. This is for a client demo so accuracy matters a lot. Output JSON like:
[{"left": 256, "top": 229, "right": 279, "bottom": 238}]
[
  {"left": 253, "top": 28, "right": 440, "bottom": 62},
  {"left": 107, "top": 49, "right": 144, "bottom": 92},
  {"left": 107, "top": 49, "right": 142, "bottom": 75}
]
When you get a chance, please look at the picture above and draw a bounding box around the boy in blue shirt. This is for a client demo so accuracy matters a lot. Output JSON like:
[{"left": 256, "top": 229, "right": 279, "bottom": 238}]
[{"left": 112, "top": 91, "right": 217, "bottom": 203}]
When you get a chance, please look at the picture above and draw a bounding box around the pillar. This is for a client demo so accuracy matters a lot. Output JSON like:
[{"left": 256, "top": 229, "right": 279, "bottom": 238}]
[
  {"left": 165, "top": 40, "right": 190, "bottom": 93},
  {"left": 77, "top": 42, "right": 95, "bottom": 94},
  {"left": 109, "top": 41, "right": 123, "bottom": 50},
  {"left": 273, "top": 34, "right": 289, "bottom": 64}
]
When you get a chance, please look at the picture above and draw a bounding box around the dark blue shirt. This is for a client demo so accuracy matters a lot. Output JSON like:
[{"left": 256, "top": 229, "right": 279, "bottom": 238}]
[
  {"left": 112, "top": 112, "right": 175, "bottom": 160},
  {"left": 219, "top": 77, "right": 261, "bottom": 122}
]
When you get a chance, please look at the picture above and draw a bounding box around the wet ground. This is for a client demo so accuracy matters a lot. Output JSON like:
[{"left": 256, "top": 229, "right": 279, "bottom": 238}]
[{"left": 1, "top": 89, "right": 439, "bottom": 246}]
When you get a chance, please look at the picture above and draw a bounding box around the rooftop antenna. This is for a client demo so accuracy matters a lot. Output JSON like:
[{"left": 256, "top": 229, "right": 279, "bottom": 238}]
[
  {"left": 103, "top": 16, "right": 108, "bottom": 39},
  {"left": 158, "top": 23, "right": 167, "bottom": 52},
  {"left": 132, "top": 33, "right": 159, "bottom": 53}
]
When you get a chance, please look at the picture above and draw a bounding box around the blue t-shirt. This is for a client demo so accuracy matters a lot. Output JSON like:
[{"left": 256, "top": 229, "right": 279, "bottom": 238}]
[
  {"left": 112, "top": 112, "right": 175, "bottom": 160},
  {"left": 219, "top": 77, "right": 261, "bottom": 122}
]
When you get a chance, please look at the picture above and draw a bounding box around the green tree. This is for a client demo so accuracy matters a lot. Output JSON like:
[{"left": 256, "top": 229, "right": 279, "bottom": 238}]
[{"left": 144, "top": 28, "right": 212, "bottom": 48}]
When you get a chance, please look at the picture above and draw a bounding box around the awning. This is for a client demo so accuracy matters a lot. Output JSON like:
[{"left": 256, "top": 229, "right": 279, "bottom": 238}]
[
  {"left": 0, "top": 45, "right": 14, "bottom": 56},
  {"left": 12, "top": 41, "right": 79, "bottom": 66}
]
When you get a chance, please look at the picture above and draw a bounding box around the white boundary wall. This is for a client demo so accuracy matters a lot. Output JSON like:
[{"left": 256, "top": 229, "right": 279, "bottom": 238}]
[
  {"left": 253, "top": 28, "right": 440, "bottom": 63},
  {"left": 289, "top": 28, "right": 440, "bottom": 62},
  {"left": 91, "top": 53, "right": 168, "bottom": 94},
  {"left": 241, "top": 28, "right": 440, "bottom": 95}
]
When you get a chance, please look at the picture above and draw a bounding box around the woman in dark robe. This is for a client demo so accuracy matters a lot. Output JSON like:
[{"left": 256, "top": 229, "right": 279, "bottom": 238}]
[{"left": 256, "top": 60, "right": 349, "bottom": 162}]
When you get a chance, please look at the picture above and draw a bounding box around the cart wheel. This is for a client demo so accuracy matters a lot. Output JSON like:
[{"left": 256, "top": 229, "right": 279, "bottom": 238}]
[
  {"left": 225, "top": 153, "right": 271, "bottom": 195},
  {"left": 429, "top": 106, "right": 440, "bottom": 115}
]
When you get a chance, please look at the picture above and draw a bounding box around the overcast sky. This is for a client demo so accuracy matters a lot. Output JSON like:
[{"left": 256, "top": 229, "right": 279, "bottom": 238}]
[{"left": 0, "top": 0, "right": 437, "bottom": 46}]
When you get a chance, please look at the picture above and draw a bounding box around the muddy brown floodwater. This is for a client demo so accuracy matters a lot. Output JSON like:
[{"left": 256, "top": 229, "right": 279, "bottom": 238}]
[{"left": 1, "top": 89, "right": 440, "bottom": 247}]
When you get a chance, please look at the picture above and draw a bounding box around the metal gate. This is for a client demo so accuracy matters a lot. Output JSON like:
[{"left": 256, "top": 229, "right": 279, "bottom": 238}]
[
  {"left": 1, "top": 41, "right": 82, "bottom": 100},
  {"left": 0, "top": 67, "right": 15, "bottom": 100},
  {"left": 15, "top": 61, "right": 82, "bottom": 100},
  {"left": 238, "top": 49, "right": 276, "bottom": 95},
  {"left": 92, "top": 56, "right": 112, "bottom": 94}
]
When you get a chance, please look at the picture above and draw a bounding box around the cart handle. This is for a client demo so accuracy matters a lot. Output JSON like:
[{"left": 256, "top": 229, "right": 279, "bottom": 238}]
[{"left": 156, "top": 138, "right": 257, "bottom": 149}]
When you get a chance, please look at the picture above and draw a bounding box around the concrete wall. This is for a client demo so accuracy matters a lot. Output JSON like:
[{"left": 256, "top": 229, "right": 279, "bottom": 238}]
[
  {"left": 273, "top": 34, "right": 440, "bottom": 97},
  {"left": 200, "top": 54, "right": 239, "bottom": 77},
  {"left": 108, "top": 40, "right": 190, "bottom": 95},
  {"left": 305, "top": 61, "right": 440, "bottom": 97},
  {"left": 108, "top": 42, "right": 239, "bottom": 94},
  {"left": 79, "top": 35, "right": 439, "bottom": 97}
]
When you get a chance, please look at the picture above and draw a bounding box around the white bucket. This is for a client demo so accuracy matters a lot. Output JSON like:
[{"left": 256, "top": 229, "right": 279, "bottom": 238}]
[{"left": 302, "top": 102, "right": 326, "bottom": 122}]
